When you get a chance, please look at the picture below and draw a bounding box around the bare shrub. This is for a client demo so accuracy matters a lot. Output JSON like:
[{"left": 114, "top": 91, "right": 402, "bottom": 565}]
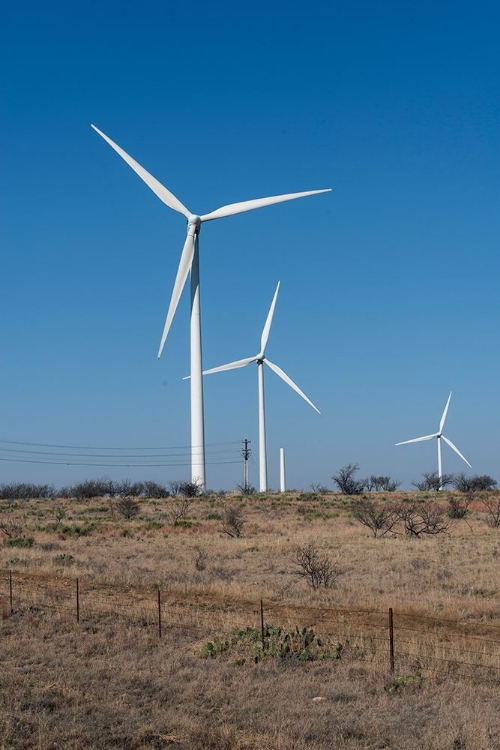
[
  {"left": 332, "top": 464, "right": 365, "bottom": 495},
  {"left": 167, "top": 498, "right": 192, "bottom": 526},
  {"left": 169, "top": 480, "right": 202, "bottom": 498},
  {"left": 72, "top": 478, "right": 114, "bottom": 500},
  {"left": 292, "top": 542, "right": 344, "bottom": 589},
  {"left": 351, "top": 498, "right": 399, "bottom": 537},
  {"left": 363, "top": 475, "right": 401, "bottom": 492},
  {"left": 310, "top": 482, "right": 329, "bottom": 494},
  {"left": 0, "top": 483, "right": 55, "bottom": 500},
  {"left": 115, "top": 479, "right": 143, "bottom": 498},
  {"left": 412, "top": 472, "right": 453, "bottom": 491},
  {"left": 0, "top": 515, "right": 25, "bottom": 539},
  {"left": 447, "top": 495, "right": 473, "bottom": 519},
  {"left": 481, "top": 496, "right": 500, "bottom": 527},
  {"left": 235, "top": 483, "right": 256, "bottom": 495},
  {"left": 53, "top": 505, "right": 67, "bottom": 529},
  {"left": 453, "top": 473, "right": 497, "bottom": 492},
  {"left": 142, "top": 481, "right": 170, "bottom": 499},
  {"left": 221, "top": 506, "right": 245, "bottom": 538},
  {"left": 396, "top": 502, "right": 449, "bottom": 537},
  {"left": 194, "top": 546, "right": 208, "bottom": 571},
  {"left": 116, "top": 497, "right": 140, "bottom": 519}
]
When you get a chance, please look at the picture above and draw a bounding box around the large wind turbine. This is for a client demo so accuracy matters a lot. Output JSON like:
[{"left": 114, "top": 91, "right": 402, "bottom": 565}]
[
  {"left": 395, "top": 392, "right": 471, "bottom": 489},
  {"left": 91, "top": 125, "right": 331, "bottom": 489},
  {"left": 201, "top": 281, "right": 320, "bottom": 492}
]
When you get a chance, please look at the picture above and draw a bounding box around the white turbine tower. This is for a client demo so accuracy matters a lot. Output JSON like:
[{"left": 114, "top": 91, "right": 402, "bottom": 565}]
[
  {"left": 91, "top": 125, "right": 331, "bottom": 489},
  {"left": 201, "top": 281, "right": 320, "bottom": 492},
  {"left": 396, "top": 392, "right": 471, "bottom": 489}
]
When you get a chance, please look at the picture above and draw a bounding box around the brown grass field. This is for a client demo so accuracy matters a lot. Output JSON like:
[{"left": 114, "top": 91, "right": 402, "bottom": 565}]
[{"left": 2, "top": 490, "right": 500, "bottom": 749}]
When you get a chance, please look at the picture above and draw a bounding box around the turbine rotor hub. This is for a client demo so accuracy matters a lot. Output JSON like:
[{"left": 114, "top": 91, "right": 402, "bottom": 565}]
[{"left": 188, "top": 214, "right": 202, "bottom": 229}]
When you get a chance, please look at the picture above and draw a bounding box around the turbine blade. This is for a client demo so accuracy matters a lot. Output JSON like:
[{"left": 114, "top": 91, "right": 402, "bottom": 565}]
[
  {"left": 395, "top": 434, "right": 437, "bottom": 446},
  {"left": 200, "top": 188, "right": 332, "bottom": 222},
  {"left": 441, "top": 435, "right": 472, "bottom": 468},
  {"left": 260, "top": 281, "right": 280, "bottom": 355},
  {"left": 264, "top": 359, "right": 320, "bottom": 414},
  {"left": 202, "top": 357, "right": 256, "bottom": 375},
  {"left": 157, "top": 232, "right": 195, "bottom": 358},
  {"left": 91, "top": 125, "right": 190, "bottom": 218},
  {"left": 439, "top": 391, "right": 452, "bottom": 433}
]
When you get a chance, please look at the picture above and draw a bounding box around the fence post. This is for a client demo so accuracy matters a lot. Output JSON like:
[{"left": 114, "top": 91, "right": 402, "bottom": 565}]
[
  {"left": 76, "top": 577, "right": 80, "bottom": 623},
  {"left": 389, "top": 607, "right": 395, "bottom": 673},
  {"left": 9, "top": 569, "right": 13, "bottom": 614},
  {"left": 260, "top": 599, "right": 265, "bottom": 652},
  {"left": 158, "top": 590, "right": 162, "bottom": 639}
]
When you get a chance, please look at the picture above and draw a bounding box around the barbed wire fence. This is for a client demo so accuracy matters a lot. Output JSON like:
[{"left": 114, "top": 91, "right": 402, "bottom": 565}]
[{"left": 3, "top": 570, "right": 500, "bottom": 682}]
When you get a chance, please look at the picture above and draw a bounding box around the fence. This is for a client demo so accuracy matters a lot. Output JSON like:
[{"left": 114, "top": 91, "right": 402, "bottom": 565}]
[{"left": 3, "top": 569, "right": 500, "bottom": 682}]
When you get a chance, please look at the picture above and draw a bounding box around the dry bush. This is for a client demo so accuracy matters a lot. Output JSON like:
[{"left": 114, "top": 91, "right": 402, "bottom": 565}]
[
  {"left": 116, "top": 496, "right": 139, "bottom": 519},
  {"left": 482, "top": 495, "right": 500, "bottom": 527},
  {"left": 293, "top": 542, "right": 343, "bottom": 588},
  {"left": 221, "top": 505, "right": 245, "bottom": 538},
  {"left": 396, "top": 502, "right": 450, "bottom": 537},
  {"left": 351, "top": 498, "right": 399, "bottom": 537},
  {"left": 167, "top": 497, "right": 192, "bottom": 526}
]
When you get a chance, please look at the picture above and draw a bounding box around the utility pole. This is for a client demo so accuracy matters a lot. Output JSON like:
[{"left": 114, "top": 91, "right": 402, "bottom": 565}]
[{"left": 241, "top": 439, "right": 252, "bottom": 493}]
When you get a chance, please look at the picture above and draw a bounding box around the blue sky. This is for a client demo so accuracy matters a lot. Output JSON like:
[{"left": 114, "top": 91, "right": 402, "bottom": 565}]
[{"left": 1, "top": 0, "right": 499, "bottom": 491}]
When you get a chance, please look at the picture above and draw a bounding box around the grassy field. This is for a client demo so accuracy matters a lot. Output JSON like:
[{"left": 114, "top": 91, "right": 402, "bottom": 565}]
[{"left": 2, "top": 490, "right": 500, "bottom": 749}]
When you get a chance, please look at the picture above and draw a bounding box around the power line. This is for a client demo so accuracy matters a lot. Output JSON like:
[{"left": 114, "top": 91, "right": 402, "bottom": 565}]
[
  {"left": 0, "top": 447, "right": 239, "bottom": 459},
  {"left": 0, "top": 438, "right": 240, "bottom": 451},
  {"left": 0, "top": 457, "right": 240, "bottom": 467}
]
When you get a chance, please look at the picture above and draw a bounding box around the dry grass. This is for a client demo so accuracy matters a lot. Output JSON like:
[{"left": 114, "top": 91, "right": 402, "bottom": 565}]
[{"left": 2, "top": 490, "right": 500, "bottom": 748}]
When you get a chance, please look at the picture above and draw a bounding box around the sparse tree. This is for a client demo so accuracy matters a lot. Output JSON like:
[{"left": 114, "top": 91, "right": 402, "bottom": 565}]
[
  {"left": 452, "top": 473, "right": 497, "bottom": 492},
  {"left": 169, "top": 480, "right": 202, "bottom": 498},
  {"left": 72, "top": 478, "right": 115, "bottom": 500},
  {"left": 412, "top": 472, "right": 453, "bottom": 492},
  {"left": 351, "top": 498, "right": 400, "bottom": 538},
  {"left": 363, "top": 475, "right": 401, "bottom": 492},
  {"left": 167, "top": 497, "right": 192, "bottom": 526},
  {"left": 142, "top": 481, "right": 170, "bottom": 499},
  {"left": 293, "top": 542, "right": 343, "bottom": 589},
  {"left": 396, "top": 502, "right": 449, "bottom": 537},
  {"left": 332, "top": 464, "right": 365, "bottom": 495}
]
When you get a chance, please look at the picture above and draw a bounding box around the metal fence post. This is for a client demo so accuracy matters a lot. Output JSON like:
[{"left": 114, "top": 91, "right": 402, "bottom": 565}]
[
  {"left": 9, "top": 570, "right": 13, "bottom": 614},
  {"left": 158, "top": 590, "right": 162, "bottom": 639},
  {"left": 260, "top": 599, "right": 265, "bottom": 652},
  {"left": 389, "top": 607, "right": 395, "bottom": 673},
  {"left": 76, "top": 577, "right": 80, "bottom": 623}
]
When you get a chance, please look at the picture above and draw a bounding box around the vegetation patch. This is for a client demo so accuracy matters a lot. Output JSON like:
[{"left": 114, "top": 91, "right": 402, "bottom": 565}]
[{"left": 202, "top": 624, "right": 347, "bottom": 663}]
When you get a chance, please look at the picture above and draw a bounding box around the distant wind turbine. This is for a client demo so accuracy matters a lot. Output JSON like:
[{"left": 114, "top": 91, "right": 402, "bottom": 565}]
[
  {"left": 91, "top": 125, "right": 331, "bottom": 488},
  {"left": 395, "top": 392, "right": 471, "bottom": 489},
  {"left": 201, "top": 281, "right": 320, "bottom": 492}
]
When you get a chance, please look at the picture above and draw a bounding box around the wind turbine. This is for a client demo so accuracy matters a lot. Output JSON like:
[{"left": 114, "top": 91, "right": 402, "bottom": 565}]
[
  {"left": 395, "top": 392, "right": 471, "bottom": 489},
  {"left": 201, "top": 281, "right": 320, "bottom": 492},
  {"left": 91, "top": 125, "right": 331, "bottom": 489}
]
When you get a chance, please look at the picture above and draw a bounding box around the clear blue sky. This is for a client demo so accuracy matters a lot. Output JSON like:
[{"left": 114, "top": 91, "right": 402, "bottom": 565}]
[{"left": 1, "top": 0, "right": 499, "bottom": 490}]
